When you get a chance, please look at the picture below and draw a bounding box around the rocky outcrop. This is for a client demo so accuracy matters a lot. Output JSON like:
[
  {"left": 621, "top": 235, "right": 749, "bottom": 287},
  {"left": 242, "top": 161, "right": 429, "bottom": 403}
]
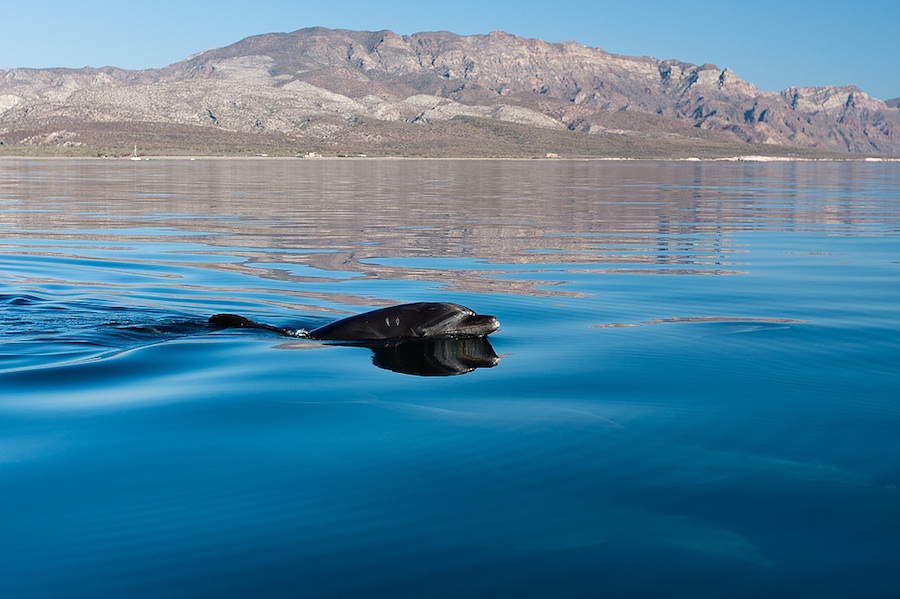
[{"left": 1, "top": 28, "right": 898, "bottom": 155}]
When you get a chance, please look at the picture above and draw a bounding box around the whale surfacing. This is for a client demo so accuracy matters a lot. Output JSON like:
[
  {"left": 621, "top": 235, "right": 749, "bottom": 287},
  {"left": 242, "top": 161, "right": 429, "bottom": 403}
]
[
  {"left": 309, "top": 302, "right": 499, "bottom": 341},
  {"left": 208, "top": 302, "right": 500, "bottom": 342},
  {"left": 206, "top": 302, "right": 500, "bottom": 376}
]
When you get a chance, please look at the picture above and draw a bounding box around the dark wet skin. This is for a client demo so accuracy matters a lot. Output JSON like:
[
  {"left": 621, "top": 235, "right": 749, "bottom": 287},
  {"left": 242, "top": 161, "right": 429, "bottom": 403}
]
[
  {"left": 208, "top": 302, "right": 500, "bottom": 341},
  {"left": 207, "top": 303, "right": 501, "bottom": 376}
]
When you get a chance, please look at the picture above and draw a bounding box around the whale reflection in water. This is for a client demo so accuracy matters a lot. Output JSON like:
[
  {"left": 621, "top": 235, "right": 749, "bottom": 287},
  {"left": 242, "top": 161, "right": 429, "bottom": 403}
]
[{"left": 365, "top": 337, "right": 500, "bottom": 376}]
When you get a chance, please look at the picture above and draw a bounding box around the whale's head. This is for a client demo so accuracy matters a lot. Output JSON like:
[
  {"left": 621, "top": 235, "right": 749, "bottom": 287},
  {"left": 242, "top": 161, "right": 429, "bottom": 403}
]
[
  {"left": 310, "top": 302, "right": 500, "bottom": 341},
  {"left": 412, "top": 303, "right": 500, "bottom": 338}
]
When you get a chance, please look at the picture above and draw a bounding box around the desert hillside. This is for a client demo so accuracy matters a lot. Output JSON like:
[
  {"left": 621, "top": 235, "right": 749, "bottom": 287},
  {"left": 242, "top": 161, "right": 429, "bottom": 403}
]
[{"left": 2, "top": 28, "right": 898, "bottom": 157}]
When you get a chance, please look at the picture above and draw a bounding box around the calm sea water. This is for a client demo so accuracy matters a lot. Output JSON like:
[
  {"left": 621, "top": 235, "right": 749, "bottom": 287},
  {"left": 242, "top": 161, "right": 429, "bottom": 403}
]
[{"left": 1, "top": 158, "right": 899, "bottom": 598}]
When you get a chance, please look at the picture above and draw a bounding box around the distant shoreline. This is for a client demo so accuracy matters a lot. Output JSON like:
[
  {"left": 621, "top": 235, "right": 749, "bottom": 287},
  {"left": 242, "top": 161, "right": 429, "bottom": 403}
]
[{"left": 1, "top": 153, "right": 897, "bottom": 163}]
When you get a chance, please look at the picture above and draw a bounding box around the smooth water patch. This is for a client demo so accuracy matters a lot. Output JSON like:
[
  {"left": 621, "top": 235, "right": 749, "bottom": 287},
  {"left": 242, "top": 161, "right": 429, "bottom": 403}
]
[{"left": 1, "top": 159, "right": 899, "bottom": 598}]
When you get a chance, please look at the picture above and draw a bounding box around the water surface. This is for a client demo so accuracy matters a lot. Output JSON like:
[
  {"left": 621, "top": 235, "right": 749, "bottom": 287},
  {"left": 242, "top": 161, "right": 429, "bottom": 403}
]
[{"left": 2, "top": 158, "right": 899, "bottom": 597}]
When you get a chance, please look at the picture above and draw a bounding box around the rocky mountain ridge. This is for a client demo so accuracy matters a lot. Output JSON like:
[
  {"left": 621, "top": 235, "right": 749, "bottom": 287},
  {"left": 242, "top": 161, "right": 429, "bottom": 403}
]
[{"left": 1, "top": 27, "right": 898, "bottom": 156}]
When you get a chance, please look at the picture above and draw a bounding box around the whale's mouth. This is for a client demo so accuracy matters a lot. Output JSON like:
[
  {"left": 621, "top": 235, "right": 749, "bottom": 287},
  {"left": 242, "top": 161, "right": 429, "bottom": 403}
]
[{"left": 450, "top": 314, "right": 500, "bottom": 338}]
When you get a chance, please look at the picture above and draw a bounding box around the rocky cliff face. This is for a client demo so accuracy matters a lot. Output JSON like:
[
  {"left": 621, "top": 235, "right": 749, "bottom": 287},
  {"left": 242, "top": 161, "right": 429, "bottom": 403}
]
[{"left": 1, "top": 28, "right": 898, "bottom": 156}]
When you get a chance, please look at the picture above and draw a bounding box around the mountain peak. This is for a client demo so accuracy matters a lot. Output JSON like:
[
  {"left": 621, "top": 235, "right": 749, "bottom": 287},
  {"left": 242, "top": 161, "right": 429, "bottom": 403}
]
[{"left": 2, "top": 27, "right": 897, "bottom": 156}]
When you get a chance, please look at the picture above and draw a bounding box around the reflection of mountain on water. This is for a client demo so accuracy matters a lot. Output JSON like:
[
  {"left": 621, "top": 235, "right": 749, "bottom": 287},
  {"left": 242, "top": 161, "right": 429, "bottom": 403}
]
[{"left": 2, "top": 159, "right": 890, "bottom": 297}]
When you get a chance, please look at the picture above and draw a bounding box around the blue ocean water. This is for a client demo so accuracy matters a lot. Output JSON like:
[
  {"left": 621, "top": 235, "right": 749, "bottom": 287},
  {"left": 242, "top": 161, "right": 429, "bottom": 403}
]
[{"left": 1, "top": 158, "right": 899, "bottom": 598}]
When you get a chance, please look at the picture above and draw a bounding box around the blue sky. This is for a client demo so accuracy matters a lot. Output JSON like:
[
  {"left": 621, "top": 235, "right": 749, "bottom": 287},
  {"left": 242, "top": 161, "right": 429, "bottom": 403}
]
[{"left": 3, "top": 1, "right": 898, "bottom": 99}]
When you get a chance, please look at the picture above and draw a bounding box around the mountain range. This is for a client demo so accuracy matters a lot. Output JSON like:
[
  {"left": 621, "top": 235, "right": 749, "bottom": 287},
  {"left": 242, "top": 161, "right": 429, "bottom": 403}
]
[{"left": 2, "top": 27, "right": 898, "bottom": 157}]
